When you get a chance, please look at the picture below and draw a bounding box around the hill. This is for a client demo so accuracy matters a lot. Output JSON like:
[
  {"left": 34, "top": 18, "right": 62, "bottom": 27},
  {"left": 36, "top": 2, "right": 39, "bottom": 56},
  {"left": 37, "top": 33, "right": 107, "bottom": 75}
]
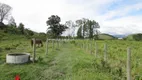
[
  {"left": 125, "top": 33, "right": 142, "bottom": 41},
  {"left": 0, "top": 30, "right": 47, "bottom": 41},
  {"left": 98, "top": 33, "right": 117, "bottom": 40}
]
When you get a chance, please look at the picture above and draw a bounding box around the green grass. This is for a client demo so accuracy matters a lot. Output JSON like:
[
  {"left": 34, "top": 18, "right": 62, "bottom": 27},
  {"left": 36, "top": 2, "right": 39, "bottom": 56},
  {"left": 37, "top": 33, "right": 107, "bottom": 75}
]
[{"left": 0, "top": 39, "right": 142, "bottom": 80}]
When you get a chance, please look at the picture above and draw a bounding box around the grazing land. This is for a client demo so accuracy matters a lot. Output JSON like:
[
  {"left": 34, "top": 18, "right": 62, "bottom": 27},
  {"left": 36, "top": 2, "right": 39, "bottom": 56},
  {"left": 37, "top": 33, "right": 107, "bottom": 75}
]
[{"left": 0, "top": 37, "right": 142, "bottom": 80}]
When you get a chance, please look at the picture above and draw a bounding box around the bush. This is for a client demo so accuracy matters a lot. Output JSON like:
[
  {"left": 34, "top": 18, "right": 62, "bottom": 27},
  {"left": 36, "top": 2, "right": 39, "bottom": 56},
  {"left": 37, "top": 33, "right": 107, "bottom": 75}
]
[
  {"left": 70, "top": 40, "right": 76, "bottom": 44},
  {"left": 133, "top": 34, "right": 142, "bottom": 41}
]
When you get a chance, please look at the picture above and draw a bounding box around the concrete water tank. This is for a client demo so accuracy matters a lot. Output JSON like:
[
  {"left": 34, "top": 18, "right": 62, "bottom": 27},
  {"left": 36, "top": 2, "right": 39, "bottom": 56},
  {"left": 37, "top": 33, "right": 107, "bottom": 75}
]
[{"left": 6, "top": 53, "right": 30, "bottom": 64}]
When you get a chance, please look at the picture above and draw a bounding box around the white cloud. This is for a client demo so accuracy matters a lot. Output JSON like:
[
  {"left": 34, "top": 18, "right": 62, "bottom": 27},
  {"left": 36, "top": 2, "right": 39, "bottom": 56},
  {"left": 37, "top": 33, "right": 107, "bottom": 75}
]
[
  {"left": 99, "top": 15, "right": 142, "bottom": 35},
  {"left": 96, "top": 2, "right": 142, "bottom": 21},
  {"left": 94, "top": 1, "right": 142, "bottom": 35},
  {"left": 0, "top": 0, "right": 142, "bottom": 35}
]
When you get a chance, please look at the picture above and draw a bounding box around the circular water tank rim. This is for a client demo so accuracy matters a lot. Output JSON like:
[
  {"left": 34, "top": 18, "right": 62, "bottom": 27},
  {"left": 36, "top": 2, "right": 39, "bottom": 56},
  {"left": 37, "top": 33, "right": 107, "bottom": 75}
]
[{"left": 7, "top": 53, "right": 30, "bottom": 56}]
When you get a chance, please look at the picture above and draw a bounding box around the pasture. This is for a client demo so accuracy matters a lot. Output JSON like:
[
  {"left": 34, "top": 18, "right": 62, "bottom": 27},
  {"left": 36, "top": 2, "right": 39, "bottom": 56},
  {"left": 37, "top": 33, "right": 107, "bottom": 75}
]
[{"left": 0, "top": 38, "right": 142, "bottom": 80}]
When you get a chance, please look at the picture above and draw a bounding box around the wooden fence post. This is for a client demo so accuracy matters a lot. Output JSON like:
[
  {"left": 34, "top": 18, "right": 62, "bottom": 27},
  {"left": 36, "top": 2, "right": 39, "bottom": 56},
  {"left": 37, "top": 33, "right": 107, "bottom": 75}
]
[
  {"left": 57, "top": 39, "right": 59, "bottom": 49},
  {"left": 60, "top": 39, "right": 62, "bottom": 46},
  {"left": 90, "top": 42, "right": 92, "bottom": 54},
  {"left": 95, "top": 42, "right": 98, "bottom": 57},
  {"left": 82, "top": 43, "right": 83, "bottom": 49},
  {"left": 104, "top": 43, "right": 107, "bottom": 61},
  {"left": 52, "top": 39, "right": 54, "bottom": 51},
  {"left": 80, "top": 43, "right": 82, "bottom": 49},
  {"left": 83, "top": 42, "right": 85, "bottom": 49},
  {"left": 58, "top": 39, "right": 60, "bottom": 48},
  {"left": 55, "top": 39, "right": 57, "bottom": 49},
  {"left": 45, "top": 38, "right": 48, "bottom": 55},
  {"left": 91, "top": 43, "right": 93, "bottom": 54},
  {"left": 33, "top": 38, "right": 36, "bottom": 63},
  {"left": 62, "top": 39, "right": 64, "bottom": 46},
  {"left": 86, "top": 41, "right": 88, "bottom": 52},
  {"left": 127, "top": 47, "right": 131, "bottom": 80}
]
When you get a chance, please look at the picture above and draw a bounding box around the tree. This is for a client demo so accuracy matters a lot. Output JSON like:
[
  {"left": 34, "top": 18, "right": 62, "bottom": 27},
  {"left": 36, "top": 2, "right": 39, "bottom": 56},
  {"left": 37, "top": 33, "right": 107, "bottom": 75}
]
[
  {"left": 93, "top": 22, "right": 100, "bottom": 40},
  {"left": 65, "top": 20, "right": 72, "bottom": 37},
  {"left": 24, "top": 28, "right": 34, "bottom": 36},
  {"left": 18, "top": 23, "right": 24, "bottom": 34},
  {"left": 5, "top": 25, "right": 17, "bottom": 34},
  {"left": 76, "top": 18, "right": 88, "bottom": 38},
  {"left": 76, "top": 18, "right": 100, "bottom": 39},
  {"left": 65, "top": 20, "right": 76, "bottom": 39},
  {"left": 77, "top": 26, "right": 83, "bottom": 38},
  {"left": 87, "top": 20, "right": 100, "bottom": 39},
  {"left": 0, "top": 3, "right": 12, "bottom": 23},
  {"left": 8, "top": 16, "right": 16, "bottom": 27},
  {"left": 0, "top": 22, "right": 5, "bottom": 29},
  {"left": 76, "top": 19, "right": 83, "bottom": 38},
  {"left": 133, "top": 34, "right": 142, "bottom": 41},
  {"left": 46, "top": 15, "right": 68, "bottom": 38}
]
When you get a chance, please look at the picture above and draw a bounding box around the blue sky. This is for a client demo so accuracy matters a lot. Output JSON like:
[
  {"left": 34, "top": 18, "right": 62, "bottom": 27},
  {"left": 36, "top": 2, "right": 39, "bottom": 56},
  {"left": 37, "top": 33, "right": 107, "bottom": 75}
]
[
  {"left": 1, "top": 0, "right": 142, "bottom": 35},
  {"left": 104, "top": 0, "right": 142, "bottom": 20}
]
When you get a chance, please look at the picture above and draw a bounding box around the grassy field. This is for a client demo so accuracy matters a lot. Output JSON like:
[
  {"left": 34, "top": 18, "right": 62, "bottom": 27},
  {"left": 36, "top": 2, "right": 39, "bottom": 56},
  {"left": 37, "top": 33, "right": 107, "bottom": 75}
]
[{"left": 0, "top": 38, "right": 142, "bottom": 80}]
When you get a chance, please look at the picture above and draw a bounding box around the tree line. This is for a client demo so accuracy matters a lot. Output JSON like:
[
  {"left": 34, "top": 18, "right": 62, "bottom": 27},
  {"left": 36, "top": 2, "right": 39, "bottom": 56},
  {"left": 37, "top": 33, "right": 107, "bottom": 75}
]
[
  {"left": 0, "top": 2, "right": 100, "bottom": 40},
  {"left": 46, "top": 16, "right": 100, "bottom": 39}
]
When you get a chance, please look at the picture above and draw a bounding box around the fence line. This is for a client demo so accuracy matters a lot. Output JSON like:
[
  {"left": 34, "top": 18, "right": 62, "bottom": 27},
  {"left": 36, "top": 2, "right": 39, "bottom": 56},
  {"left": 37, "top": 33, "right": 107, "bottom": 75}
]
[{"left": 75, "top": 40, "right": 134, "bottom": 79}]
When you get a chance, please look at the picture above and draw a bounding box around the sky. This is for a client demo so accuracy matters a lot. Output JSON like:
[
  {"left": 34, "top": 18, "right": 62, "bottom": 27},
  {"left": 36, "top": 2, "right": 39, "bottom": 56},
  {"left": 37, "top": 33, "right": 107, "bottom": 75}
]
[{"left": 0, "top": 0, "right": 142, "bottom": 35}]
